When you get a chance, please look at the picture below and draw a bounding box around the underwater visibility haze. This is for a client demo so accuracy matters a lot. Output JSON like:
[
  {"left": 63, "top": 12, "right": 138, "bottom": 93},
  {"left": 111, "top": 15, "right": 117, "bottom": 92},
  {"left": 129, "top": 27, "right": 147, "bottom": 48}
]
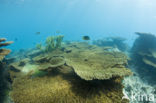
[{"left": 0, "top": 0, "right": 156, "bottom": 103}]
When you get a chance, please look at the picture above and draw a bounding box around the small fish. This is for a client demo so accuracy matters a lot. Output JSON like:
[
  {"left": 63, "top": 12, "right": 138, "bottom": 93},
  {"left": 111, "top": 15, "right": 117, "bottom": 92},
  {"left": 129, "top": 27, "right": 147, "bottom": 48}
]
[
  {"left": 82, "top": 36, "right": 90, "bottom": 40},
  {"left": 36, "top": 32, "right": 40, "bottom": 35}
]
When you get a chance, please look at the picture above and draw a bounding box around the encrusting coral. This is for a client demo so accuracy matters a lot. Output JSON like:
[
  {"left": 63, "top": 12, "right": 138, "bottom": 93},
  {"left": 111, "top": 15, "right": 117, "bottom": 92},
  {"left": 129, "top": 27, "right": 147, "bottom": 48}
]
[
  {"left": 0, "top": 38, "right": 13, "bottom": 61},
  {"left": 8, "top": 41, "right": 131, "bottom": 103}
]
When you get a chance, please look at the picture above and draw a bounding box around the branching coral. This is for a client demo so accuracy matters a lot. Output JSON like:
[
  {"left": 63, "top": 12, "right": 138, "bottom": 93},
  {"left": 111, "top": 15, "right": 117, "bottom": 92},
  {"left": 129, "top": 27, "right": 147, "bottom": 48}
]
[
  {"left": 36, "top": 43, "right": 43, "bottom": 51},
  {"left": 45, "top": 35, "right": 64, "bottom": 52},
  {"left": 0, "top": 38, "right": 13, "bottom": 61},
  {"left": 55, "top": 35, "right": 64, "bottom": 48},
  {"left": 45, "top": 36, "right": 55, "bottom": 52}
]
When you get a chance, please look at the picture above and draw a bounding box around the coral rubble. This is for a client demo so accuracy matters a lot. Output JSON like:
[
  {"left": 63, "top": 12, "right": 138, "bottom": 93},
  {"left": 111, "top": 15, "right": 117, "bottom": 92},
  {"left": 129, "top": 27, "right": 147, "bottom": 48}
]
[{"left": 8, "top": 41, "right": 131, "bottom": 103}]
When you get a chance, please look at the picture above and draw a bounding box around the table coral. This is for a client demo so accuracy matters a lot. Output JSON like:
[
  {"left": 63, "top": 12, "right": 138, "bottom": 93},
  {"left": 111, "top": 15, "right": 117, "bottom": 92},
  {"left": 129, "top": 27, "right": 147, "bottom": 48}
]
[
  {"left": 64, "top": 43, "right": 132, "bottom": 80},
  {"left": 34, "top": 56, "right": 65, "bottom": 71},
  {"left": 9, "top": 42, "right": 131, "bottom": 103},
  {"left": 0, "top": 38, "right": 13, "bottom": 61},
  {"left": 132, "top": 32, "right": 156, "bottom": 68}
]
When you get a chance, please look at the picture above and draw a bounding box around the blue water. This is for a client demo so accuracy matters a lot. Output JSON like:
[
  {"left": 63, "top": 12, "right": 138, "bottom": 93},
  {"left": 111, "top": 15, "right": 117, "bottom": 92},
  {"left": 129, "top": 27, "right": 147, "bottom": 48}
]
[{"left": 0, "top": 0, "right": 156, "bottom": 50}]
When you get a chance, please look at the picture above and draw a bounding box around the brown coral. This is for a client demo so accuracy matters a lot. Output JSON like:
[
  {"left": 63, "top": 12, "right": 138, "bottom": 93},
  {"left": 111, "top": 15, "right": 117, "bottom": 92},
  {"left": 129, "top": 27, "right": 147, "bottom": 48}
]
[
  {"left": 9, "top": 42, "right": 131, "bottom": 103},
  {"left": 65, "top": 48, "right": 132, "bottom": 80},
  {"left": 10, "top": 65, "right": 128, "bottom": 103},
  {"left": 0, "top": 38, "right": 13, "bottom": 61},
  {"left": 33, "top": 56, "right": 65, "bottom": 71}
]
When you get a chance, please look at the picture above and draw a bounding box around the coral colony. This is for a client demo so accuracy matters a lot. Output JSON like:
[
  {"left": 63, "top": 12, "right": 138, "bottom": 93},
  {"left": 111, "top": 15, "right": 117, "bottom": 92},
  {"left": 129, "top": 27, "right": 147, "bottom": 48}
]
[
  {"left": 2, "top": 35, "right": 132, "bottom": 103},
  {"left": 0, "top": 38, "right": 13, "bottom": 61},
  {"left": 1, "top": 32, "right": 156, "bottom": 103}
]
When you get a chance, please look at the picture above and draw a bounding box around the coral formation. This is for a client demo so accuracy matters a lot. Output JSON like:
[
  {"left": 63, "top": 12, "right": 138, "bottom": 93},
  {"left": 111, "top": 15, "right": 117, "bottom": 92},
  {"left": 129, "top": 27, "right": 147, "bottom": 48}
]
[
  {"left": 0, "top": 38, "right": 13, "bottom": 103},
  {"left": 45, "top": 35, "right": 64, "bottom": 52},
  {"left": 93, "top": 36, "right": 128, "bottom": 52},
  {"left": 65, "top": 47, "right": 131, "bottom": 80},
  {"left": 131, "top": 32, "right": 156, "bottom": 84},
  {"left": 0, "top": 38, "right": 13, "bottom": 61},
  {"left": 131, "top": 32, "right": 156, "bottom": 68},
  {"left": 8, "top": 41, "right": 131, "bottom": 103},
  {"left": 10, "top": 66, "right": 128, "bottom": 103},
  {"left": 33, "top": 56, "right": 65, "bottom": 71},
  {"left": 35, "top": 35, "right": 64, "bottom": 52},
  {"left": 55, "top": 35, "right": 64, "bottom": 48},
  {"left": 45, "top": 36, "right": 55, "bottom": 52},
  {"left": 36, "top": 43, "right": 43, "bottom": 51}
]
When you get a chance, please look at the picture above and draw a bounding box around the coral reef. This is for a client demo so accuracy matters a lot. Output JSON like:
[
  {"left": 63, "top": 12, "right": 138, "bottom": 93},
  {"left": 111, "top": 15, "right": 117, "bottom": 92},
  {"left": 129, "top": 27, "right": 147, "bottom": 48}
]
[
  {"left": 45, "top": 35, "right": 64, "bottom": 52},
  {"left": 33, "top": 56, "right": 65, "bottom": 71},
  {"left": 0, "top": 38, "right": 13, "bottom": 61},
  {"left": 8, "top": 41, "right": 131, "bottom": 103},
  {"left": 0, "top": 38, "right": 13, "bottom": 103},
  {"left": 64, "top": 44, "right": 132, "bottom": 80},
  {"left": 132, "top": 32, "right": 156, "bottom": 67},
  {"left": 131, "top": 32, "right": 156, "bottom": 84},
  {"left": 93, "top": 36, "right": 128, "bottom": 52},
  {"left": 36, "top": 43, "right": 43, "bottom": 51},
  {"left": 45, "top": 36, "right": 55, "bottom": 52},
  {"left": 10, "top": 66, "right": 128, "bottom": 103},
  {"left": 55, "top": 35, "right": 64, "bottom": 48},
  {"left": 35, "top": 35, "right": 64, "bottom": 52}
]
